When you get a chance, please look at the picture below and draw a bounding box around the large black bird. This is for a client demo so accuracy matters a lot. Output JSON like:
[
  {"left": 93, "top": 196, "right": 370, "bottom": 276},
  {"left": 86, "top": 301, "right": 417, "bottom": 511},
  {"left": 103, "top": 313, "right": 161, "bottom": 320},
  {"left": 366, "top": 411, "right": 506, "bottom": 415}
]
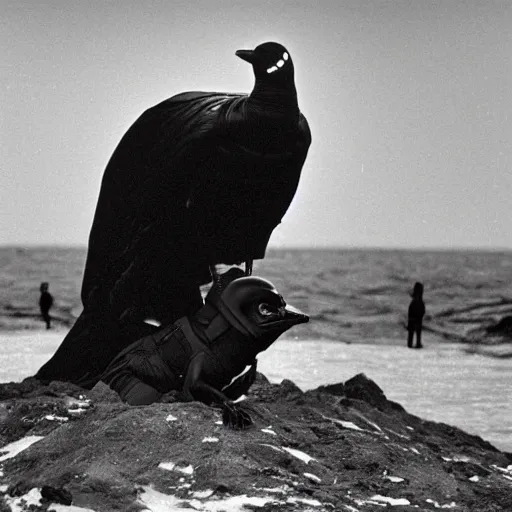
[{"left": 35, "top": 41, "right": 311, "bottom": 387}]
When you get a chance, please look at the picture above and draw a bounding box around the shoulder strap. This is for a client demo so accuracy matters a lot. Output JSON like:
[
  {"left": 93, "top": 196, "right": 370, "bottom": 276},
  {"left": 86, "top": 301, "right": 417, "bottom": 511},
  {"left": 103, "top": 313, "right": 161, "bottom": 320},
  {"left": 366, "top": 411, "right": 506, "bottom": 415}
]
[{"left": 174, "top": 317, "right": 210, "bottom": 356}]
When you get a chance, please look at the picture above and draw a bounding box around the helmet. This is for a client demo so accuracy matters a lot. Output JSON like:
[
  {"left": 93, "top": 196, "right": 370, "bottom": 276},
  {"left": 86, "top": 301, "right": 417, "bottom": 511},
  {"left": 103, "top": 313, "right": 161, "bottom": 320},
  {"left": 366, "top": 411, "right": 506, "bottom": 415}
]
[{"left": 211, "top": 276, "right": 308, "bottom": 337}]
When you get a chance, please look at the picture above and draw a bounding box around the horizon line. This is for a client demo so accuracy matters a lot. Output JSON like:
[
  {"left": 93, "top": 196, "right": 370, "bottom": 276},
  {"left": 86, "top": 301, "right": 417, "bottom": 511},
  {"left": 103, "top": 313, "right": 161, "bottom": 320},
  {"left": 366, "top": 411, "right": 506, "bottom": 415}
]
[{"left": 1, "top": 243, "right": 511, "bottom": 253}]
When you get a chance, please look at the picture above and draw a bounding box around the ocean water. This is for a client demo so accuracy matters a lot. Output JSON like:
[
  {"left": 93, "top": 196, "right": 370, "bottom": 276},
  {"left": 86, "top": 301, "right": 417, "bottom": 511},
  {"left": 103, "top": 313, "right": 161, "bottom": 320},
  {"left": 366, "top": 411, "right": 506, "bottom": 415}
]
[
  {"left": 0, "top": 247, "right": 511, "bottom": 451},
  {"left": 1, "top": 246, "right": 511, "bottom": 345}
]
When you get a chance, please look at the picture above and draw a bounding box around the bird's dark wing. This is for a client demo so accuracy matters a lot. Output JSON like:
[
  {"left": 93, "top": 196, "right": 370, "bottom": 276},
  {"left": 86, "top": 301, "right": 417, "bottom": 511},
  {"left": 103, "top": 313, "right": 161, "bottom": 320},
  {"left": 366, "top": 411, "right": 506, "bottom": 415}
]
[
  {"left": 188, "top": 108, "right": 311, "bottom": 264},
  {"left": 81, "top": 92, "right": 243, "bottom": 314},
  {"left": 35, "top": 308, "right": 158, "bottom": 387},
  {"left": 36, "top": 92, "right": 241, "bottom": 385}
]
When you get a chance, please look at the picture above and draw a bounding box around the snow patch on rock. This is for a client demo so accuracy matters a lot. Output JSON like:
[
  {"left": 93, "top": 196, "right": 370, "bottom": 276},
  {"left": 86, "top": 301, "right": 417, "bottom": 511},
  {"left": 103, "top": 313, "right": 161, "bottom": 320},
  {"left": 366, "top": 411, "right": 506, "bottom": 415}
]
[
  {"left": 426, "top": 498, "right": 457, "bottom": 508},
  {"left": 0, "top": 435, "right": 44, "bottom": 462},
  {"left": 253, "top": 485, "right": 290, "bottom": 494},
  {"left": 157, "top": 462, "right": 194, "bottom": 475},
  {"left": 321, "top": 414, "right": 365, "bottom": 432},
  {"left": 384, "top": 475, "right": 405, "bottom": 483},
  {"left": 1, "top": 487, "right": 96, "bottom": 512},
  {"left": 258, "top": 444, "right": 317, "bottom": 464},
  {"left": 138, "top": 486, "right": 278, "bottom": 511},
  {"left": 370, "top": 494, "right": 411, "bottom": 506},
  {"left": 491, "top": 464, "right": 512, "bottom": 475},
  {"left": 281, "top": 447, "right": 316, "bottom": 464},
  {"left": 190, "top": 489, "right": 214, "bottom": 498},
  {"left": 286, "top": 496, "right": 322, "bottom": 506},
  {"left": 45, "top": 414, "right": 69, "bottom": 422},
  {"left": 303, "top": 472, "right": 321, "bottom": 483}
]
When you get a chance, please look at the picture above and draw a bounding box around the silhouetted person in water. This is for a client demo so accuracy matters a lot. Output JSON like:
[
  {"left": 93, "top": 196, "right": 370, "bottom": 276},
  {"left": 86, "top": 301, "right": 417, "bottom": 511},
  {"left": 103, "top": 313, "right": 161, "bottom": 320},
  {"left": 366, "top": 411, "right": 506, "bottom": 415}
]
[
  {"left": 407, "top": 282, "right": 425, "bottom": 349},
  {"left": 39, "top": 282, "right": 54, "bottom": 329}
]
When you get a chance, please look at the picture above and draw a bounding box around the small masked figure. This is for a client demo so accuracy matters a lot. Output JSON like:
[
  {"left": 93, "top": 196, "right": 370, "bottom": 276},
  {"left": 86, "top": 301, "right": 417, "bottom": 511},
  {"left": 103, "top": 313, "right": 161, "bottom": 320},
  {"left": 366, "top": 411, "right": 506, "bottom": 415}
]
[{"left": 102, "top": 276, "right": 308, "bottom": 428}]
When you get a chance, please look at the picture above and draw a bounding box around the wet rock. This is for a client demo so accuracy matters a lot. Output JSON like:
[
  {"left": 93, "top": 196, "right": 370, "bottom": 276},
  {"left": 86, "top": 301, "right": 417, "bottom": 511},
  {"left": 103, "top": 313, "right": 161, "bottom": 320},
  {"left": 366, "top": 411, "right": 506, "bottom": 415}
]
[
  {"left": 277, "top": 379, "right": 304, "bottom": 397},
  {"left": 0, "top": 374, "right": 511, "bottom": 512},
  {"left": 466, "top": 314, "right": 512, "bottom": 352},
  {"left": 314, "top": 382, "right": 345, "bottom": 396},
  {"left": 486, "top": 315, "right": 512, "bottom": 335},
  {"left": 40, "top": 485, "right": 73, "bottom": 505},
  {"left": 343, "top": 373, "right": 405, "bottom": 412},
  {"left": 88, "top": 381, "right": 123, "bottom": 403},
  {"left": 343, "top": 373, "right": 388, "bottom": 408}
]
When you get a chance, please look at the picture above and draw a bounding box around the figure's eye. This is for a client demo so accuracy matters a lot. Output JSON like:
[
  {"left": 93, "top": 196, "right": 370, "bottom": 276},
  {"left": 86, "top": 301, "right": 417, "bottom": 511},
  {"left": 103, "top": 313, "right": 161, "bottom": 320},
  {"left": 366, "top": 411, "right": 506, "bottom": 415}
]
[
  {"left": 266, "top": 52, "right": 289, "bottom": 74},
  {"left": 258, "top": 303, "right": 276, "bottom": 316}
]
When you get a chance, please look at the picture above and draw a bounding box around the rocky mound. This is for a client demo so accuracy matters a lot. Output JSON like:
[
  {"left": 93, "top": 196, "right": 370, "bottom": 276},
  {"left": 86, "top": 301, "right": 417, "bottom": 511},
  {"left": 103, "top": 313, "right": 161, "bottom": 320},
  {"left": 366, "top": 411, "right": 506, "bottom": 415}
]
[
  {"left": 0, "top": 373, "right": 511, "bottom": 512},
  {"left": 464, "top": 315, "right": 512, "bottom": 358}
]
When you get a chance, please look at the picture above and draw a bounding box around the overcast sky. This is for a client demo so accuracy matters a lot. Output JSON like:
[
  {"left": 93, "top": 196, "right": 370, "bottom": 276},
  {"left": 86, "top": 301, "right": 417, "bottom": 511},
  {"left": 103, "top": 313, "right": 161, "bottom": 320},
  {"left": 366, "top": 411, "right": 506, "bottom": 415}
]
[{"left": 2, "top": 0, "right": 511, "bottom": 249}]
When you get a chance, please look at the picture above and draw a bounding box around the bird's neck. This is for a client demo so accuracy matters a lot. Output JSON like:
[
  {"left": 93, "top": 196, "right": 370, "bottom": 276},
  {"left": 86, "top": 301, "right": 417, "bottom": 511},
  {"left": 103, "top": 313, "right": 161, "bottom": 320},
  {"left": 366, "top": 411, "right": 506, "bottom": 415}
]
[{"left": 247, "top": 79, "right": 299, "bottom": 117}]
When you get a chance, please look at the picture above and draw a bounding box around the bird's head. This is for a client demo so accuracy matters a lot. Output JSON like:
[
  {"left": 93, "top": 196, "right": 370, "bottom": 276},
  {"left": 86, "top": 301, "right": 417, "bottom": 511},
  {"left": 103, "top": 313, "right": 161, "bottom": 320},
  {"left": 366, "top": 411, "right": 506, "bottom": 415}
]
[
  {"left": 211, "top": 276, "right": 309, "bottom": 351},
  {"left": 236, "top": 42, "right": 294, "bottom": 83}
]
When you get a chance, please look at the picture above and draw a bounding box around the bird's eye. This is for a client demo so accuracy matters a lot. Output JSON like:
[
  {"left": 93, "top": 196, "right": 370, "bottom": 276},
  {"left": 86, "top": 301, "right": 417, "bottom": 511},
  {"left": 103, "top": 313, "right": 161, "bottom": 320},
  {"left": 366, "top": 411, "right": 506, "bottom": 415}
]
[
  {"left": 258, "top": 303, "right": 275, "bottom": 316},
  {"left": 266, "top": 52, "right": 289, "bottom": 74}
]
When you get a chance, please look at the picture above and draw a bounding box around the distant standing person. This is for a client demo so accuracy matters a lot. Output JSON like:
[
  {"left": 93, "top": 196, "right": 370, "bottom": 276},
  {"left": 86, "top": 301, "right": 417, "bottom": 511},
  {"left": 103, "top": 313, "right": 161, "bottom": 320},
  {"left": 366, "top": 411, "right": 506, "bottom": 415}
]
[
  {"left": 407, "top": 282, "right": 425, "bottom": 349},
  {"left": 39, "top": 282, "right": 54, "bottom": 329}
]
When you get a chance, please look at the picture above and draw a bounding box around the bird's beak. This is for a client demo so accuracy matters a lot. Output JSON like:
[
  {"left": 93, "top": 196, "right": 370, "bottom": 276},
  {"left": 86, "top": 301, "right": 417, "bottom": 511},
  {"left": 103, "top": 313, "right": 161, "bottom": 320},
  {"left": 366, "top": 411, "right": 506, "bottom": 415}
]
[
  {"left": 278, "top": 304, "right": 309, "bottom": 327},
  {"left": 254, "top": 302, "right": 309, "bottom": 351},
  {"left": 235, "top": 49, "right": 256, "bottom": 64}
]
